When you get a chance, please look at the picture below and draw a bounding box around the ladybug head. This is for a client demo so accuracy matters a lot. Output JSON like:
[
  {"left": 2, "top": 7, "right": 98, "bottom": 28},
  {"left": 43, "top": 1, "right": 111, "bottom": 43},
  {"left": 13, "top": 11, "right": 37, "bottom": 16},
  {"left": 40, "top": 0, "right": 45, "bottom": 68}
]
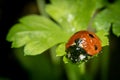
[{"left": 65, "top": 38, "right": 91, "bottom": 63}]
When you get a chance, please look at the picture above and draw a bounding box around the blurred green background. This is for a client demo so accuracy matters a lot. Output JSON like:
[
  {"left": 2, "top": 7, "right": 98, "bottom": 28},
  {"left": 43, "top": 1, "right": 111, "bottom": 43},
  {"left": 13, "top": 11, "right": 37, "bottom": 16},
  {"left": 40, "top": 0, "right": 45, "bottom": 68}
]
[{"left": 0, "top": 0, "right": 120, "bottom": 80}]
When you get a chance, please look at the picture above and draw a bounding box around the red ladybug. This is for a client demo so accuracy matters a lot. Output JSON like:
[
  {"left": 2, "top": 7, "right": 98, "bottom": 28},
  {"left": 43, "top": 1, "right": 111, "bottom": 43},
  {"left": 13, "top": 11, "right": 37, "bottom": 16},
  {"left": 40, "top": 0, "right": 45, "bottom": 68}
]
[{"left": 65, "top": 30, "right": 102, "bottom": 63}]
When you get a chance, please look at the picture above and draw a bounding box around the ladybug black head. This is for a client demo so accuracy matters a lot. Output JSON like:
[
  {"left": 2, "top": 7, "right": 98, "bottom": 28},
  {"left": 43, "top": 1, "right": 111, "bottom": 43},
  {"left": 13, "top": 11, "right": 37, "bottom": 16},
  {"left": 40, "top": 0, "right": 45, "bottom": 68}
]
[{"left": 65, "top": 38, "right": 91, "bottom": 63}]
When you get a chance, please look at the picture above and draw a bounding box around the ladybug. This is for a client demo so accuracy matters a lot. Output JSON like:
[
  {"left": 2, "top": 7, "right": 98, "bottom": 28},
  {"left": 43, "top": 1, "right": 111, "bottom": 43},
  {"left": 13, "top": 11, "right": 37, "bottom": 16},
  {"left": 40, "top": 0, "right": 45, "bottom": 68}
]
[{"left": 65, "top": 30, "right": 102, "bottom": 63}]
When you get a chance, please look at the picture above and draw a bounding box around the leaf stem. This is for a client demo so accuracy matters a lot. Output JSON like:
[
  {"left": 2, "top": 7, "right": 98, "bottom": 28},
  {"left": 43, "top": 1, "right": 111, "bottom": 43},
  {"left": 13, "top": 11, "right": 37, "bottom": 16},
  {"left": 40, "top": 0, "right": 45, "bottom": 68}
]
[
  {"left": 79, "top": 63, "right": 85, "bottom": 75},
  {"left": 50, "top": 46, "right": 60, "bottom": 64},
  {"left": 101, "top": 46, "right": 109, "bottom": 80},
  {"left": 65, "top": 64, "right": 79, "bottom": 80},
  {"left": 36, "top": 0, "right": 48, "bottom": 17}
]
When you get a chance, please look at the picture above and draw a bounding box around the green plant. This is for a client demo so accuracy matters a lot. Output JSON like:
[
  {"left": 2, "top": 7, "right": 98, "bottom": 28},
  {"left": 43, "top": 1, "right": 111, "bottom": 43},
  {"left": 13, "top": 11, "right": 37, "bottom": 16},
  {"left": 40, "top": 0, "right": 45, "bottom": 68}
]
[{"left": 6, "top": 0, "right": 120, "bottom": 80}]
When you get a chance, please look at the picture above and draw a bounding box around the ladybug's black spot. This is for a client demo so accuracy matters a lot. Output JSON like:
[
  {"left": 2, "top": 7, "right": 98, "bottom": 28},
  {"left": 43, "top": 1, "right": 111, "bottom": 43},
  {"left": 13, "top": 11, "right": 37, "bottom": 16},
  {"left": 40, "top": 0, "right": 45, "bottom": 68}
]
[
  {"left": 89, "top": 34, "right": 94, "bottom": 38},
  {"left": 94, "top": 45, "right": 98, "bottom": 50}
]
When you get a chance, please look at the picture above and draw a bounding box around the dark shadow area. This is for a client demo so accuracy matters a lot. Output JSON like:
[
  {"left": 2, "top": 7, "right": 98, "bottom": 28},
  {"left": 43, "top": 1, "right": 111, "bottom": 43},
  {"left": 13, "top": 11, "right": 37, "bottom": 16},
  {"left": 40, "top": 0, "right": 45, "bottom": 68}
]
[{"left": 0, "top": 0, "right": 38, "bottom": 80}]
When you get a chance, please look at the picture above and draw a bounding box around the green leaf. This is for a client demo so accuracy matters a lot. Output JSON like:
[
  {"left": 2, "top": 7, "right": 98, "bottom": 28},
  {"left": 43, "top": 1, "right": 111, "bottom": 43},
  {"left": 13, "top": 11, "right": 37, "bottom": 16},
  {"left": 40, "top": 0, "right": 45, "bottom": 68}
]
[
  {"left": 19, "top": 15, "right": 61, "bottom": 31},
  {"left": 7, "top": 24, "right": 30, "bottom": 42},
  {"left": 11, "top": 31, "right": 31, "bottom": 48},
  {"left": 96, "top": 30, "right": 109, "bottom": 47},
  {"left": 63, "top": 56, "right": 69, "bottom": 64},
  {"left": 24, "top": 40, "right": 58, "bottom": 55},
  {"left": 113, "top": 22, "right": 120, "bottom": 37},
  {"left": 46, "top": 0, "right": 104, "bottom": 33},
  {"left": 56, "top": 43, "right": 66, "bottom": 56},
  {"left": 7, "top": 15, "right": 67, "bottom": 55},
  {"left": 93, "top": 0, "right": 120, "bottom": 37}
]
